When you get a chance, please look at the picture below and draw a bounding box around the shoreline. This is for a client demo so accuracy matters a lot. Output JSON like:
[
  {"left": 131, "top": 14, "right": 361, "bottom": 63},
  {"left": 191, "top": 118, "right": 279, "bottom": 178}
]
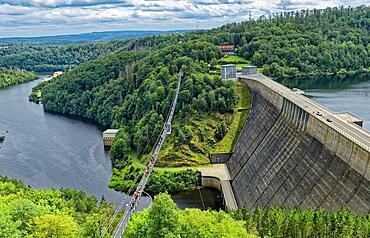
[{"left": 277, "top": 68, "right": 369, "bottom": 80}]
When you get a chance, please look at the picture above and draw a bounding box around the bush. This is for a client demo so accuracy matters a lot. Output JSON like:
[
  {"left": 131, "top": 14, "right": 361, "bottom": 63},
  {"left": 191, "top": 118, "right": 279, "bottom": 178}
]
[
  {"left": 146, "top": 170, "right": 200, "bottom": 194},
  {"left": 215, "top": 121, "right": 228, "bottom": 141}
]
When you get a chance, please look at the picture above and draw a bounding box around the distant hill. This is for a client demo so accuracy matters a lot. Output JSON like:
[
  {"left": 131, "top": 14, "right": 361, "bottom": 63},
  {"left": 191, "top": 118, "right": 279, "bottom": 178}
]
[{"left": 0, "top": 30, "right": 192, "bottom": 43}]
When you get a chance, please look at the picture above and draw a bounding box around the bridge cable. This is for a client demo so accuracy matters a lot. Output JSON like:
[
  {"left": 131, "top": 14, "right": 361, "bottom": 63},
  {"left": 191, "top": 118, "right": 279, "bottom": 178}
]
[
  {"left": 100, "top": 77, "right": 177, "bottom": 237},
  {"left": 112, "top": 70, "right": 183, "bottom": 238},
  {"left": 100, "top": 172, "right": 143, "bottom": 238}
]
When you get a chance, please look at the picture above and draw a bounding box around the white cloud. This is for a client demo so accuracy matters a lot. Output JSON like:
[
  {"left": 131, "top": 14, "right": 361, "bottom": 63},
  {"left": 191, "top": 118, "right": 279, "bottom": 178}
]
[{"left": 0, "top": 0, "right": 368, "bottom": 37}]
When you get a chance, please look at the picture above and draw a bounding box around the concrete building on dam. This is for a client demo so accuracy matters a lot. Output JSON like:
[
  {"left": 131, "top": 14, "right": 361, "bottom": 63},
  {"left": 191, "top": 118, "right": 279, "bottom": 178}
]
[{"left": 202, "top": 67, "right": 370, "bottom": 213}]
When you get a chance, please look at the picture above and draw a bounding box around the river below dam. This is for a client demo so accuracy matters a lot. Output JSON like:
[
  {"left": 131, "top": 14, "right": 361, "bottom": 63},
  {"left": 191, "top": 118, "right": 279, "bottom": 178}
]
[
  {"left": 0, "top": 76, "right": 221, "bottom": 210},
  {"left": 277, "top": 73, "right": 370, "bottom": 131}
]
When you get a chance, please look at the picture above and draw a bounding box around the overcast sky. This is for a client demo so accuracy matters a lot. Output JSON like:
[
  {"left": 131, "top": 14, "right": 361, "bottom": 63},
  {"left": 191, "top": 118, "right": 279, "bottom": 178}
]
[{"left": 0, "top": 0, "right": 368, "bottom": 37}]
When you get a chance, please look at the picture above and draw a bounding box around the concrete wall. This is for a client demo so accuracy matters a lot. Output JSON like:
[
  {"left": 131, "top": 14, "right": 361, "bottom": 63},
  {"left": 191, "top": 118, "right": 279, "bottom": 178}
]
[
  {"left": 201, "top": 176, "right": 222, "bottom": 191},
  {"left": 209, "top": 153, "right": 233, "bottom": 164},
  {"left": 227, "top": 78, "right": 370, "bottom": 213}
]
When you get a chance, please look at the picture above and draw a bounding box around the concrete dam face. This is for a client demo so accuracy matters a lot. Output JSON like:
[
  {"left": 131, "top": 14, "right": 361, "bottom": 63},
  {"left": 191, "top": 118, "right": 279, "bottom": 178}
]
[{"left": 227, "top": 75, "right": 370, "bottom": 214}]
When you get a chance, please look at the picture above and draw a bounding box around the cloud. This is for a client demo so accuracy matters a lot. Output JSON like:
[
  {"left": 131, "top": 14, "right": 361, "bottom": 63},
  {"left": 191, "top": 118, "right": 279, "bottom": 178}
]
[
  {"left": 0, "top": 0, "right": 134, "bottom": 8},
  {"left": 275, "top": 0, "right": 335, "bottom": 10},
  {"left": 0, "top": 0, "right": 368, "bottom": 37},
  {"left": 192, "top": 0, "right": 253, "bottom": 5}
]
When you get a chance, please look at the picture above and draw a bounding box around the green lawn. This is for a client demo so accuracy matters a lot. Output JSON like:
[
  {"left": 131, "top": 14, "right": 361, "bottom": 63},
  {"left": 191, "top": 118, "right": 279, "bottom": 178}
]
[
  {"left": 212, "top": 81, "right": 251, "bottom": 153},
  {"left": 218, "top": 55, "right": 250, "bottom": 64},
  {"left": 217, "top": 54, "right": 252, "bottom": 71}
]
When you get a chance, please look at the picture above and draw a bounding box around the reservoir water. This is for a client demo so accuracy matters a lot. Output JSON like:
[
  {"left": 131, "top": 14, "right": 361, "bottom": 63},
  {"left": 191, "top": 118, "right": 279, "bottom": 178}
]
[
  {"left": 278, "top": 73, "right": 370, "bottom": 131},
  {"left": 0, "top": 76, "right": 220, "bottom": 210},
  {"left": 0, "top": 76, "right": 151, "bottom": 207}
]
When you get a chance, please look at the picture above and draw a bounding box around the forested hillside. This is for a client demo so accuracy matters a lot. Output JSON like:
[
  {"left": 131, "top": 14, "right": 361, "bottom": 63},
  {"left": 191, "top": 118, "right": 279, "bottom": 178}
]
[
  {"left": 0, "top": 33, "right": 189, "bottom": 72},
  {"left": 0, "top": 68, "right": 38, "bottom": 88},
  {"left": 208, "top": 6, "right": 369, "bottom": 77},
  {"left": 1, "top": 30, "right": 189, "bottom": 42},
  {"left": 0, "top": 175, "right": 117, "bottom": 237},
  {"left": 230, "top": 205, "right": 370, "bottom": 237},
  {"left": 31, "top": 6, "right": 369, "bottom": 194},
  {"left": 37, "top": 40, "right": 236, "bottom": 193},
  {"left": 2, "top": 7, "right": 368, "bottom": 76},
  {"left": 0, "top": 42, "right": 122, "bottom": 72}
]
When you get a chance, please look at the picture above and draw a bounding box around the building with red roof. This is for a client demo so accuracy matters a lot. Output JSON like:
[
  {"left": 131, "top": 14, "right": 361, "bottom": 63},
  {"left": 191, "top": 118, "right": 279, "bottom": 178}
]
[{"left": 218, "top": 45, "right": 235, "bottom": 54}]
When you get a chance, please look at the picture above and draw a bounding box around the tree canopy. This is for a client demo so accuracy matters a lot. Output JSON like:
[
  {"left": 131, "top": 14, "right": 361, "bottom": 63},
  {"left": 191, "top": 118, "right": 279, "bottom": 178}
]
[
  {"left": 0, "top": 68, "right": 38, "bottom": 88},
  {"left": 230, "top": 205, "right": 370, "bottom": 237},
  {"left": 2, "top": 6, "right": 368, "bottom": 77},
  {"left": 125, "top": 193, "right": 251, "bottom": 238},
  {"left": 0, "top": 175, "right": 118, "bottom": 237},
  {"left": 207, "top": 6, "right": 369, "bottom": 77}
]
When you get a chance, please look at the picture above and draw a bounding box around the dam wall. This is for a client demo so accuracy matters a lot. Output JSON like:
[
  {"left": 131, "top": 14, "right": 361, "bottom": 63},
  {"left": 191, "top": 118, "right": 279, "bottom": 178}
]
[{"left": 227, "top": 74, "right": 370, "bottom": 214}]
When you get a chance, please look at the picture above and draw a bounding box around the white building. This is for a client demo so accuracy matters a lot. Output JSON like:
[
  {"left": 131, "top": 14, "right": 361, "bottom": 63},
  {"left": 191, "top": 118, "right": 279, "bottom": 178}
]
[
  {"left": 242, "top": 66, "right": 257, "bottom": 75},
  {"left": 221, "top": 64, "right": 237, "bottom": 80},
  {"left": 103, "top": 129, "right": 119, "bottom": 147}
]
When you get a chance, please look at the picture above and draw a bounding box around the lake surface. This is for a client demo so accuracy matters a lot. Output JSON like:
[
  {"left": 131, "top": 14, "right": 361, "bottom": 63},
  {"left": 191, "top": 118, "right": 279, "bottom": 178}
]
[
  {"left": 0, "top": 76, "right": 143, "bottom": 205},
  {"left": 277, "top": 73, "right": 370, "bottom": 131},
  {"left": 0, "top": 76, "right": 221, "bottom": 210}
]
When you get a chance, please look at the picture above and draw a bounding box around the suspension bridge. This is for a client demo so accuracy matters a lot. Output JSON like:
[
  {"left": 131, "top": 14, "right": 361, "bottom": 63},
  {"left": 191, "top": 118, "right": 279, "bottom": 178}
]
[{"left": 101, "top": 70, "right": 183, "bottom": 238}]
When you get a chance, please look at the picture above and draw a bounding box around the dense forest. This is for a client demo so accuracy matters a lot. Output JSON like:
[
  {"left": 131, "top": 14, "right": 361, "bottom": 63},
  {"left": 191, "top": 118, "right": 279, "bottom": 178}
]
[
  {"left": 230, "top": 205, "right": 370, "bottom": 237},
  {"left": 0, "top": 175, "right": 118, "bottom": 237},
  {"left": 0, "top": 68, "right": 38, "bottom": 88},
  {"left": 125, "top": 193, "right": 253, "bottom": 238},
  {"left": 208, "top": 6, "right": 369, "bottom": 77},
  {"left": 125, "top": 193, "right": 370, "bottom": 238},
  {"left": 0, "top": 33, "right": 190, "bottom": 72},
  {"left": 0, "top": 42, "right": 121, "bottom": 72},
  {"left": 2, "top": 175, "right": 368, "bottom": 237}
]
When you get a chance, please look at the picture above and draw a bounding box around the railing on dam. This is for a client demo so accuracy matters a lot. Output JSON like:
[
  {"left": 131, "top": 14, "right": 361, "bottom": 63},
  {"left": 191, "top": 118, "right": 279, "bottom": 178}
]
[{"left": 238, "top": 73, "right": 370, "bottom": 154}]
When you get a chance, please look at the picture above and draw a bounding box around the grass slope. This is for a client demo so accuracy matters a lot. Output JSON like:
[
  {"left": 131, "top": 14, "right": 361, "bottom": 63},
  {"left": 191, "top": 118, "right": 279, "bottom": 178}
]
[
  {"left": 157, "top": 112, "right": 233, "bottom": 167},
  {"left": 213, "top": 81, "right": 251, "bottom": 153},
  {"left": 154, "top": 79, "right": 251, "bottom": 166}
]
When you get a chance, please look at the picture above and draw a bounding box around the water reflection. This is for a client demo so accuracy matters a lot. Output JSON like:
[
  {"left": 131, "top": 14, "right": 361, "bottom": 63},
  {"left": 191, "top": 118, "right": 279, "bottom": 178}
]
[
  {"left": 0, "top": 76, "right": 141, "bottom": 205},
  {"left": 277, "top": 73, "right": 370, "bottom": 130},
  {"left": 278, "top": 73, "right": 370, "bottom": 91},
  {"left": 172, "top": 187, "right": 224, "bottom": 210}
]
